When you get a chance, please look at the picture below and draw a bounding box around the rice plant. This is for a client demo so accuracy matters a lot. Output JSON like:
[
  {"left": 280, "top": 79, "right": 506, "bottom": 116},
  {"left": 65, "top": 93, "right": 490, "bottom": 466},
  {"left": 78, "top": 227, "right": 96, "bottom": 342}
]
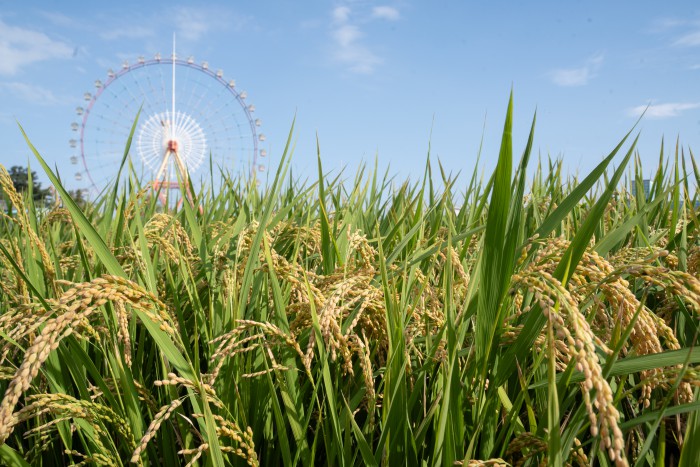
[{"left": 1, "top": 95, "right": 699, "bottom": 466}]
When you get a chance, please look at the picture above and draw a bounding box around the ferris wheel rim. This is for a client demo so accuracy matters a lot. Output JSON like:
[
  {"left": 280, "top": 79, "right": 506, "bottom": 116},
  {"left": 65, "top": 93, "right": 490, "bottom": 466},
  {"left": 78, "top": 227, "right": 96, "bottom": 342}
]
[{"left": 73, "top": 56, "right": 262, "bottom": 191}]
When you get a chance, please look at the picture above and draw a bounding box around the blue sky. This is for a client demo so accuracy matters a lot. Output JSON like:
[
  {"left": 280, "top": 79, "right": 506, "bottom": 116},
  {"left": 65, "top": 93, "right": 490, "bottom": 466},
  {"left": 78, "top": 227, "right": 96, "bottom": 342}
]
[{"left": 0, "top": 1, "right": 699, "bottom": 193}]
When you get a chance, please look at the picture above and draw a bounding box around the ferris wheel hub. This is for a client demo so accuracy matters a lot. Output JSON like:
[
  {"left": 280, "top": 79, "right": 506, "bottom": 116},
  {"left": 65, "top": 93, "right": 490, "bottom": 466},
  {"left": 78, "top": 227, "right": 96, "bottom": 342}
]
[{"left": 137, "top": 110, "right": 207, "bottom": 176}]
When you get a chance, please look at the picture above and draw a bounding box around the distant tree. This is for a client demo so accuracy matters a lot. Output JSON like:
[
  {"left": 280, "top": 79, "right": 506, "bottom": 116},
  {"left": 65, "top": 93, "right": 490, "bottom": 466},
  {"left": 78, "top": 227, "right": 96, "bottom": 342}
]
[
  {"left": 68, "top": 189, "right": 88, "bottom": 209},
  {"left": 5, "top": 166, "right": 53, "bottom": 205}
]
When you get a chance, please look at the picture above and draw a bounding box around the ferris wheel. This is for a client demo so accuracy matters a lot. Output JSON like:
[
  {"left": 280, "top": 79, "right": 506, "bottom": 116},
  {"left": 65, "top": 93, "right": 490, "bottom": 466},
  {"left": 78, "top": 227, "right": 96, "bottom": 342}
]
[{"left": 69, "top": 46, "right": 266, "bottom": 199}]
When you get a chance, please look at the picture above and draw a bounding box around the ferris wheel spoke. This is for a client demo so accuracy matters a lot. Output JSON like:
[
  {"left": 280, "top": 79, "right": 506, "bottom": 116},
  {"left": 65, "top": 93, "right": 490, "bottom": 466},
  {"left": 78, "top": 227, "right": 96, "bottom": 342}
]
[
  {"left": 198, "top": 97, "right": 240, "bottom": 126},
  {"left": 98, "top": 89, "right": 156, "bottom": 134},
  {"left": 132, "top": 70, "right": 162, "bottom": 114},
  {"left": 108, "top": 83, "right": 152, "bottom": 120},
  {"left": 179, "top": 114, "right": 201, "bottom": 136},
  {"left": 183, "top": 69, "right": 210, "bottom": 100},
  {"left": 179, "top": 68, "right": 201, "bottom": 111}
]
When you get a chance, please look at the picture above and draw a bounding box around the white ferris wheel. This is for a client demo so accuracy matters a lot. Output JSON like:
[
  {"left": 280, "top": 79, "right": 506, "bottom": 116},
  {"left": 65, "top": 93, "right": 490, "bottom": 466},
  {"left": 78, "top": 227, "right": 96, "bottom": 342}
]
[{"left": 69, "top": 38, "right": 266, "bottom": 201}]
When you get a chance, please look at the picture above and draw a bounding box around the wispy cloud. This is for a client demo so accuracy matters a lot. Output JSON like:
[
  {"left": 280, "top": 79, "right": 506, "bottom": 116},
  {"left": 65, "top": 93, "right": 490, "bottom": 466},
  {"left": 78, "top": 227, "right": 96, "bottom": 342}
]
[
  {"left": 0, "top": 19, "right": 73, "bottom": 75},
  {"left": 334, "top": 24, "right": 362, "bottom": 48},
  {"left": 0, "top": 81, "right": 64, "bottom": 105},
  {"left": 171, "top": 6, "right": 250, "bottom": 41},
  {"left": 332, "top": 28, "right": 381, "bottom": 74},
  {"left": 100, "top": 26, "right": 155, "bottom": 41},
  {"left": 372, "top": 6, "right": 400, "bottom": 21},
  {"left": 674, "top": 31, "right": 700, "bottom": 46},
  {"left": 549, "top": 54, "right": 604, "bottom": 87},
  {"left": 627, "top": 101, "right": 700, "bottom": 119},
  {"left": 648, "top": 17, "right": 689, "bottom": 33},
  {"left": 329, "top": 4, "right": 400, "bottom": 74},
  {"left": 650, "top": 15, "right": 700, "bottom": 47},
  {"left": 174, "top": 7, "right": 211, "bottom": 41},
  {"left": 333, "top": 6, "right": 351, "bottom": 23},
  {"left": 37, "top": 10, "right": 82, "bottom": 29}
]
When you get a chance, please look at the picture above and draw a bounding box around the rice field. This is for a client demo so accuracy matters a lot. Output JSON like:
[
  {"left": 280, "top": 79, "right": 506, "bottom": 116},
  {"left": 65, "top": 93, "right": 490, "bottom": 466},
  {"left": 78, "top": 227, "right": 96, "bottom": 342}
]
[{"left": 1, "top": 97, "right": 700, "bottom": 466}]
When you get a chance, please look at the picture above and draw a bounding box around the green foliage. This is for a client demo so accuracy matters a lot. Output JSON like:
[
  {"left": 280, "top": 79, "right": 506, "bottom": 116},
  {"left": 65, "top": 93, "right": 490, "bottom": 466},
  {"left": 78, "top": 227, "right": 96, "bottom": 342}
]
[{"left": 0, "top": 98, "right": 699, "bottom": 466}]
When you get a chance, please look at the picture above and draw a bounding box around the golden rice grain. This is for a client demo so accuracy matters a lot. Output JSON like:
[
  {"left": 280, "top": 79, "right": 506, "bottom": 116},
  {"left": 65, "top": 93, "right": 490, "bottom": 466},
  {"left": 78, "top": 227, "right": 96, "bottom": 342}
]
[
  {"left": 130, "top": 397, "right": 184, "bottom": 463},
  {"left": 0, "top": 275, "right": 177, "bottom": 444}
]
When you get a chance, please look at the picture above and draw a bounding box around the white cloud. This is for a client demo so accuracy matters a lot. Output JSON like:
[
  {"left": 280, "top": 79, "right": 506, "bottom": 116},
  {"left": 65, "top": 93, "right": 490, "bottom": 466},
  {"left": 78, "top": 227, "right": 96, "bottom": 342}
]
[
  {"left": 333, "top": 6, "right": 351, "bottom": 23},
  {"left": 550, "top": 54, "right": 604, "bottom": 87},
  {"left": 100, "top": 26, "right": 155, "bottom": 41},
  {"left": 627, "top": 102, "right": 700, "bottom": 119},
  {"left": 0, "top": 82, "right": 63, "bottom": 105},
  {"left": 334, "top": 24, "right": 362, "bottom": 47},
  {"left": 331, "top": 21, "right": 381, "bottom": 74},
  {"left": 674, "top": 31, "right": 700, "bottom": 46},
  {"left": 328, "top": 4, "right": 399, "bottom": 74},
  {"left": 0, "top": 19, "right": 73, "bottom": 75},
  {"left": 334, "top": 42, "right": 381, "bottom": 74},
  {"left": 372, "top": 6, "right": 400, "bottom": 21}
]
